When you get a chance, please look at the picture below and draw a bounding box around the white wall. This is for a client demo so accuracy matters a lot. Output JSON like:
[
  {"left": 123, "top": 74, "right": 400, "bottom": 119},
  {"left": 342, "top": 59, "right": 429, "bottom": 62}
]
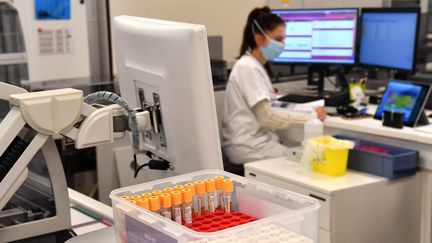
[
  {"left": 109, "top": 0, "right": 266, "bottom": 65},
  {"left": 110, "top": 0, "right": 387, "bottom": 66}
]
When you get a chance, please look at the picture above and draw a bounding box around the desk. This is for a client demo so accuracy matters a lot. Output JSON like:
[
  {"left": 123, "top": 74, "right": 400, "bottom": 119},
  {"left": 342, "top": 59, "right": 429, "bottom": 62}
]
[
  {"left": 323, "top": 114, "right": 432, "bottom": 243},
  {"left": 245, "top": 158, "right": 421, "bottom": 243}
]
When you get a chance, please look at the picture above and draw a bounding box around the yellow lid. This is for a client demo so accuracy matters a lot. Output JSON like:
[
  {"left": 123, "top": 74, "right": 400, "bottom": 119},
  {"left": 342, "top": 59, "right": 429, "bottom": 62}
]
[
  {"left": 181, "top": 188, "right": 193, "bottom": 203},
  {"left": 195, "top": 181, "right": 205, "bottom": 195},
  {"left": 183, "top": 183, "right": 195, "bottom": 195},
  {"left": 130, "top": 195, "right": 141, "bottom": 200},
  {"left": 163, "top": 188, "right": 174, "bottom": 194},
  {"left": 171, "top": 190, "right": 182, "bottom": 205},
  {"left": 136, "top": 198, "right": 149, "bottom": 209},
  {"left": 174, "top": 185, "right": 184, "bottom": 191},
  {"left": 223, "top": 179, "right": 234, "bottom": 193},
  {"left": 214, "top": 176, "right": 224, "bottom": 190},
  {"left": 152, "top": 190, "right": 163, "bottom": 196},
  {"left": 149, "top": 196, "right": 160, "bottom": 211},
  {"left": 141, "top": 192, "right": 153, "bottom": 199},
  {"left": 160, "top": 193, "right": 172, "bottom": 208},
  {"left": 129, "top": 200, "right": 136, "bottom": 204},
  {"left": 120, "top": 195, "right": 130, "bottom": 201},
  {"left": 205, "top": 179, "right": 216, "bottom": 192}
]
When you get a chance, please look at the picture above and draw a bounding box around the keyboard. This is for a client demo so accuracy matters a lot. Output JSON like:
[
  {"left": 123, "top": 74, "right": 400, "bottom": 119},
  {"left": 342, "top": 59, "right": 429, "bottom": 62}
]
[{"left": 278, "top": 94, "right": 322, "bottom": 104}]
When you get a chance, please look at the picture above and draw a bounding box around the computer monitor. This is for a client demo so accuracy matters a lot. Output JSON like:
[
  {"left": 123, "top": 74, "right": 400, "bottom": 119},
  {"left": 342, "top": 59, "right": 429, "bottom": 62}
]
[
  {"left": 271, "top": 8, "right": 359, "bottom": 65},
  {"left": 359, "top": 8, "right": 420, "bottom": 74},
  {"left": 113, "top": 16, "right": 223, "bottom": 181},
  {"left": 374, "top": 79, "right": 430, "bottom": 127}
]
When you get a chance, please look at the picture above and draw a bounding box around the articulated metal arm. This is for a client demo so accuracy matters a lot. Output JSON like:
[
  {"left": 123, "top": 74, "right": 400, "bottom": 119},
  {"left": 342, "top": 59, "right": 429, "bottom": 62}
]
[{"left": 0, "top": 83, "right": 151, "bottom": 212}]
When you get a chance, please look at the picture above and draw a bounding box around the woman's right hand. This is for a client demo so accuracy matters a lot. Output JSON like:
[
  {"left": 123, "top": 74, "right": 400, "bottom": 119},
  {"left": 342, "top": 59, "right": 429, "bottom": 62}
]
[{"left": 315, "top": 106, "right": 327, "bottom": 121}]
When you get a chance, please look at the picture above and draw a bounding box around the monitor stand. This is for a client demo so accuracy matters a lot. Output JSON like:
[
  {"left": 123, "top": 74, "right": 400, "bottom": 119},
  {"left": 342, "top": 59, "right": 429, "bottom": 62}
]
[
  {"left": 278, "top": 67, "right": 350, "bottom": 107},
  {"left": 321, "top": 68, "right": 350, "bottom": 107},
  {"left": 307, "top": 65, "right": 325, "bottom": 92},
  {"left": 415, "top": 110, "right": 430, "bottom": 127}
]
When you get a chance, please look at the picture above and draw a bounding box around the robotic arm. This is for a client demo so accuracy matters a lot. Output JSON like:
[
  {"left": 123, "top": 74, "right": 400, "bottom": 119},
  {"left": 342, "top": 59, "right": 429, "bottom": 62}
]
[{"left": 0, "top": 82, "right": 151, "bottom": 212}]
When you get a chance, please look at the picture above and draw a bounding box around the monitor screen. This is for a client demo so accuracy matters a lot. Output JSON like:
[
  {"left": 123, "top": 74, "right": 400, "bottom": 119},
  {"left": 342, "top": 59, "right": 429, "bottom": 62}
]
[
  {"left": 272, "top": 8, "right": 358, "bottom": 65},
  {"left": 374, "top": 79, "right": 430, "bottom": 127},
  {"left": 359, "top": 8, "right": 420, "bottom": 73}
]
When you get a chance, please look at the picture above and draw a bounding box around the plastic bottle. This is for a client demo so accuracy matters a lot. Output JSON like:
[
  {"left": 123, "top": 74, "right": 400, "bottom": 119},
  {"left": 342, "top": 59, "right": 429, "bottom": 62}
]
[{"left": 303, "top": 111, "right": 323, "bottom": 143}]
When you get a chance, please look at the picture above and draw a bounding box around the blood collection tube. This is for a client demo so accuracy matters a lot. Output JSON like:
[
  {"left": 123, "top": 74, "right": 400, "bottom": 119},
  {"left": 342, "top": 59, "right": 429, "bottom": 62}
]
[
  {"left": 152, "top": 190, "right": 163, "bottom": 197},
  {"left": 130, "top": 195, "right": 141, "bottom": 201},
  {"left": 163, "top": 187, "right": 174, "bottom": 194},
  {"left": 205, "top": 179, "right": 216, "bottom": 213},
  {"left": 120, "top": 195, "right": 130, "bottom": 201},
  {"left": 171, "top": 190, "right": 183, "bottom": 224},
  {"left": 149, "top": 196, "right": 161, "bottom": 215},
  {"left": 214, "top": 176, "right": 225, "bottom": 210},
  {"left": 141, "top": 192, "right": 152, "bottom": 200},
  {"left": 136, "top": 198, "right": 149, "bottom": 210},
  {"left": 183, "top": 183, "right": 196, "bottom": 216},
  {"left": 160, "top": 193, "right": 172, "bottom": 219},
  {"left": 174, "top": 185, "right": 184, "bottom": 192},
  {"left": 223, "top": 179, "right": 234, "bottom": 214},
  {"left": 181, "top": 188, "right": 193, "bottom": 224},
  {"left": 194, "top": 181, "right": 206, "bottom": 215}
]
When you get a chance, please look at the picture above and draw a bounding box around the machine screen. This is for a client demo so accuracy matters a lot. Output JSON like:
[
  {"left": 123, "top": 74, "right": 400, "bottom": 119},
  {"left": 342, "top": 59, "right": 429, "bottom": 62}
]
[
  {"left": 272, "top": 9, "right": 358, "bottom": 64},
  {"left": 35, "top": 0, "right": 70, "bottom": 20},
  {"left": 375, "top": 80, "right": 430, "bottom": 126}
]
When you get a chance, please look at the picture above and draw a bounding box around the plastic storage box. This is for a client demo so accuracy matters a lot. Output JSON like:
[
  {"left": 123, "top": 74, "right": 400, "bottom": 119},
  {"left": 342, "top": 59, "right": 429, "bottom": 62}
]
[
  {"left": 334, "top": 135, "right": 419, "bottom": 179},
  {"left": 110, "top": 170, "right": 320, "bottom": 243}
]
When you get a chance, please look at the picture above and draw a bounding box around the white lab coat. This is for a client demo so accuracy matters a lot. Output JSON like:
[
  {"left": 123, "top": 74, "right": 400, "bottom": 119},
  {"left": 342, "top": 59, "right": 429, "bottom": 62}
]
[{"left": 222, "top": 53, "right": 288, "bottom": 164}]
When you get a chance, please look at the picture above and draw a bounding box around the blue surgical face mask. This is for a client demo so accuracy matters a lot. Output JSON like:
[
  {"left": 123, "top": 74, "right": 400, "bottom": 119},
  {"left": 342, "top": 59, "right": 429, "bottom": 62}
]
[
  {"left": 253, "top": 20, "right": 285, "bottom": 61},
  {"left": 260, "top": 38, "right": 284, "bottom": 61}
]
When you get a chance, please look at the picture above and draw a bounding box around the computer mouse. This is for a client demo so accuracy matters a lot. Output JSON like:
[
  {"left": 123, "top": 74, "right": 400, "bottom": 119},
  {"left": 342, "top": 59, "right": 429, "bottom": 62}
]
[{"left": 337, "top": 105, "right": 358, "bottom": 115}]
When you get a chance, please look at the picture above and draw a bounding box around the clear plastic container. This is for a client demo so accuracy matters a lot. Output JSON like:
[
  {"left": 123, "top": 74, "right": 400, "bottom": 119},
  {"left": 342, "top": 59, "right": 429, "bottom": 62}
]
[
  {"left": 110, "top": 170, "right": 320, "bottom": 243},
  {"left": 303, "top": 111, "right": 323, "bottom": 142}
]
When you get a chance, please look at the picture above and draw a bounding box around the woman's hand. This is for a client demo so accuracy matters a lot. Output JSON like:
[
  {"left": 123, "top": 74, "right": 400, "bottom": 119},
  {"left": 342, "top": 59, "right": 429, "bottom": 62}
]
[{"left": 315, "top": 106, "right": 327, "bottom": 121}]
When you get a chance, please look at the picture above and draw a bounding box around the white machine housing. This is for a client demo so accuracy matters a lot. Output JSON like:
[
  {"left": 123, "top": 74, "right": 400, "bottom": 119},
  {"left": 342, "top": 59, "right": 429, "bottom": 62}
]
[
  {"left": 113, "top": 16, "right": 223, "bottom": 179},
  {"left": 10, "top": 0, "right": 91, "bottom": 83}
]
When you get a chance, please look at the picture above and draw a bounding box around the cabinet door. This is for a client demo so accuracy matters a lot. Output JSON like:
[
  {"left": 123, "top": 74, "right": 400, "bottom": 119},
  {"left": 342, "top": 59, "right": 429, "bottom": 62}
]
[
  {"left": 245, "top": 169, "right": 332, "bottom": 231},
  {"left": 319, "top": 229, "right": 333, "bottom": 243}
]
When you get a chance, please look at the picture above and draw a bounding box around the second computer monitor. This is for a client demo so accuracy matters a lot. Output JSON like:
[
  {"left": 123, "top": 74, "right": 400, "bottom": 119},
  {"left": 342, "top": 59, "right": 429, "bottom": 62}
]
[
  {"left": 359, "top": 8, "right": 420, "bottom": 73},
  {"left": 272, "top": 8, "right": 358, "bottom": 65}
]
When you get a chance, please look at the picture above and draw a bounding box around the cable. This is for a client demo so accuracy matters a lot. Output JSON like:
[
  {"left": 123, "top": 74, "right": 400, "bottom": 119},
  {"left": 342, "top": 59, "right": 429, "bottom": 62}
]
[
  {"left": 0, "top": 137, "right": 28, "bottom": 182},
  {"left": 83, "top": 91, "right": 140, "bottom": 153}
]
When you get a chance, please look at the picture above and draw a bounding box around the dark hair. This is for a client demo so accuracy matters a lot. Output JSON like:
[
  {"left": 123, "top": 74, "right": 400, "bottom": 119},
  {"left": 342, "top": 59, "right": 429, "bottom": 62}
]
[
  {"left": 239, "top": 6, "right": 284, "bottom": 57},
  {"left": 239, "top": 7, "right": 284, "bottom": 77}
]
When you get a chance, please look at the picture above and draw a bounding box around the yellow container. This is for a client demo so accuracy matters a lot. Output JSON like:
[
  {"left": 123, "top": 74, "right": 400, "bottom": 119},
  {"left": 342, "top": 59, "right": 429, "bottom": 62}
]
[{"left": 309, "top": 136, "right": 353, "bottom": 176}]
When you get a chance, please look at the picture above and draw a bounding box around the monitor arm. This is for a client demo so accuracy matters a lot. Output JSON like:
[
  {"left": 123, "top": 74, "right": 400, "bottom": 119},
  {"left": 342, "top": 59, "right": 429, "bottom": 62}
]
[{"left": 0, "top": 82, "right": 151, "bottom": 211}]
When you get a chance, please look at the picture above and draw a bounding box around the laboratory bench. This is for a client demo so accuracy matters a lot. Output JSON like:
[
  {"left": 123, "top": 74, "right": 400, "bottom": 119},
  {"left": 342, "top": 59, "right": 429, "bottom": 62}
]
[
  {"left": 245, "top": 158, "right": 420, "bottom": 243},
  {"left": 268, "top": 104, "right": 432, "bottom": 243}
]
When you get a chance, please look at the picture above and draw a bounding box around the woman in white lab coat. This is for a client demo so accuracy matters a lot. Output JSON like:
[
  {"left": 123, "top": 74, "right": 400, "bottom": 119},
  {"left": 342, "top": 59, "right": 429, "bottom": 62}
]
[{"left": 222, "top": 7, "right": 326, "bottom": 167}]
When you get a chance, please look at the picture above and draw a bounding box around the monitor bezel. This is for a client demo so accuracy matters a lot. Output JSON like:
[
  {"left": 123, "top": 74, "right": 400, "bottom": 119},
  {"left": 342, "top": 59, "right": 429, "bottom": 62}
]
[
  {"left": 358, "top": 7, "right": 421, "bottom": 74},
  {"left": 271, "top": 8, "right": 359, "bottom": 66},
  {"left": 373, "top": 79, "right": 431, "bottom": 127}
]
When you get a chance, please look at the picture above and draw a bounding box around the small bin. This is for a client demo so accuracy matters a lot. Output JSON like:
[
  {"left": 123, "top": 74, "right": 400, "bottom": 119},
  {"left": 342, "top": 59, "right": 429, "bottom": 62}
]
[
  {"left": 334, "top": 135, "right": 419, "bottom": 179},
  {"left": 307, "top": 136, "right": 354, "bottom": 176},
  {"left": 110, "top": 170, "right": 320, "bottom": 243}
]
